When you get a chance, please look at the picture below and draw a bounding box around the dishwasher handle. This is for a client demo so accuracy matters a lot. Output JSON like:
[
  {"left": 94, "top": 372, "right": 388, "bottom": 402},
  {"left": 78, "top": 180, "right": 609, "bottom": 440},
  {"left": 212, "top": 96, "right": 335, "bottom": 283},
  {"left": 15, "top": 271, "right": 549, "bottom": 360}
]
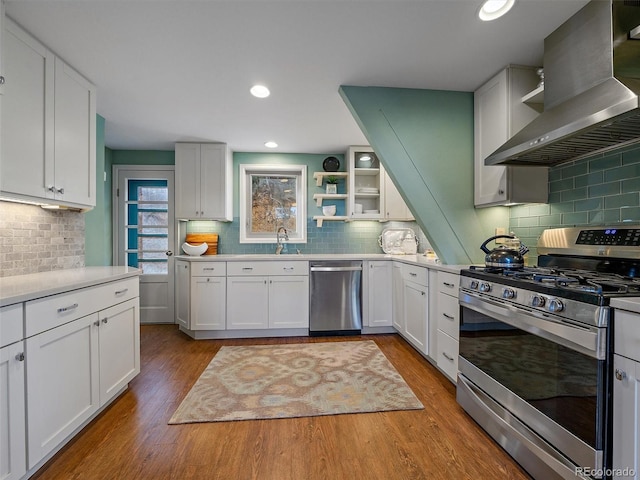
[{"left": 310, "top": 266, "right": 362, "bottom": 272}]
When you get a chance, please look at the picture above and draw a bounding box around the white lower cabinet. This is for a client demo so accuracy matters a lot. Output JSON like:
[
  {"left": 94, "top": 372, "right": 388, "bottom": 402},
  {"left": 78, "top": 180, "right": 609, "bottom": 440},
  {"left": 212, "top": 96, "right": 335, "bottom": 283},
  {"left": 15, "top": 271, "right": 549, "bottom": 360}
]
[
  {"left": 1, "top": 304, "right": 26, "bottom": 480},
  {"left": 226, "top": 261, "right": 309, "bottom": 330},
  {"left": 612, "top": 309, "right": 640, "bottom": 480},
  {"left": 26, "top": 314, "right": 100, "bottom": 469},
  {"left": 175, "top": 260, "right": 190, "bottom": 328},
  {"left": 24, "top": 279, "right": 140, "bottom": 471},
  {"left": 393, "top": 263, "right": 428, "bottom": 355},
  {"left": 364, "top": 261, "right": 393, "bottom": 328},
  {"left": 435, "top": 271, "right": 460, "bottom": 383},
  {"left": 191, "top": 276, "right": 226, "bottom": 330}
]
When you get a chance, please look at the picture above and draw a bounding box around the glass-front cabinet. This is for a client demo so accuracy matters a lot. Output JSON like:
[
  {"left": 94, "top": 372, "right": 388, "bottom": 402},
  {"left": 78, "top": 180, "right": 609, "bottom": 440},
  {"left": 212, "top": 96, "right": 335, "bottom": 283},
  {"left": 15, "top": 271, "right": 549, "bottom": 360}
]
[{"left": 348, "top": 146, "right": 383, "bottom": 220}]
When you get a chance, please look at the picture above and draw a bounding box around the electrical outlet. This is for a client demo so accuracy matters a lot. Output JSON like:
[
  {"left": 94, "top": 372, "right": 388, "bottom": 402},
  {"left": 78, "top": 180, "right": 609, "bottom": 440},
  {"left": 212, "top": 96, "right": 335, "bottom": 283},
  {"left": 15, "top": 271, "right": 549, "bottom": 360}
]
[{"left": 495, "top": 227, "right": 506, "bottom": 243}]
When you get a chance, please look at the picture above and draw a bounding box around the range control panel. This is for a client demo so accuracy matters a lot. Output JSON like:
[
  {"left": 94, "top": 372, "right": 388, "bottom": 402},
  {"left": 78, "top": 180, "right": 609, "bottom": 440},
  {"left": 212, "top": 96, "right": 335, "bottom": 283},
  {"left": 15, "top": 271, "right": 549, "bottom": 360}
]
[{"left": 576, "top": 228, "right": 640, "bottom": 246}]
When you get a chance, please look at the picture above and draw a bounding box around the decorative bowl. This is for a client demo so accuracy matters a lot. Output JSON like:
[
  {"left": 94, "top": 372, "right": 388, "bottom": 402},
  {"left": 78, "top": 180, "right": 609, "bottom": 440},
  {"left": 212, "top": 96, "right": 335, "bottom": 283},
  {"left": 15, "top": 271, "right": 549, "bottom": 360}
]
[
  {"left": 182, "top": 242, "right": 208, "bottom": 256},
  {"left": 322, "top": 205, "right": 337, "bottom": 216}
]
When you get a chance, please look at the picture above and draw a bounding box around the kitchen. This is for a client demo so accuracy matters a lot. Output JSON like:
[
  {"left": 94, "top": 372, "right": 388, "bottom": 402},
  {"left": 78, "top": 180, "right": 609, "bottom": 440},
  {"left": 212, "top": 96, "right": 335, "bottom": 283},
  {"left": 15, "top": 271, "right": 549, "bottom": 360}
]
[{"left": 1, "top": 1, "right": 640, "bottom": 479}]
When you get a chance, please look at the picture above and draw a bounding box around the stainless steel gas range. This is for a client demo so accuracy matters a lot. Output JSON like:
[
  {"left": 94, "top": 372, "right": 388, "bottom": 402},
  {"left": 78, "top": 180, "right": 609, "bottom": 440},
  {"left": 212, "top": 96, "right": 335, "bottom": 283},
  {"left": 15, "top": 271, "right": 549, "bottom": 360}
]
[{"left": 457, "top": 226, "right": 640, "bottom": 480}]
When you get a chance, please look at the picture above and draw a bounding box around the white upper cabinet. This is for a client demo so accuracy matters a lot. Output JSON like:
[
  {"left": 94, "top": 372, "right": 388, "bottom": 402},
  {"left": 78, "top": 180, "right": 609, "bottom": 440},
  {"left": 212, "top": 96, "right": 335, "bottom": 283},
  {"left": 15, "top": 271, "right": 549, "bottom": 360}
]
[
  {"left": 1, "top": 19, "right": 96, "bottom": 209},
  {"left": 474, "top": 65, "right": 548, "bottom": 207},
  {"left": 175, "top": 143, "right": 232, "bottom": 221},
  {"left": 347, "top": 145, "right": 413, "bottom": 221}
]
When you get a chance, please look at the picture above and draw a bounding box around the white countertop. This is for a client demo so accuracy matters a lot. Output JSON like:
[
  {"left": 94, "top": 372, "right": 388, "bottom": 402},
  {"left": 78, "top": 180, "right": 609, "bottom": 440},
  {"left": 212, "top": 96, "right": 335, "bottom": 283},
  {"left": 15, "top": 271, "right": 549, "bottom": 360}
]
[
  {"left": 611, "top": 297, "right": 640, "bottom": 315},
  {"left": 0, "top": 266, "right": 141, "bottom": 307},
  {"left": 174, "top": 253, "right": 469, "bottom": 274}
]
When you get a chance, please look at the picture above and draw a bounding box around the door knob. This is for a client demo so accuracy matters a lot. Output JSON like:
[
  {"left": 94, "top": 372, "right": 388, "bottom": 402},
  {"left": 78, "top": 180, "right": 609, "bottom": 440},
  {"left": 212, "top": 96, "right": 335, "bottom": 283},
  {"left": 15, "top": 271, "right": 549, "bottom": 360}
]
[{"left": 166, "top": 251, "right": 173, "bottom": 256}]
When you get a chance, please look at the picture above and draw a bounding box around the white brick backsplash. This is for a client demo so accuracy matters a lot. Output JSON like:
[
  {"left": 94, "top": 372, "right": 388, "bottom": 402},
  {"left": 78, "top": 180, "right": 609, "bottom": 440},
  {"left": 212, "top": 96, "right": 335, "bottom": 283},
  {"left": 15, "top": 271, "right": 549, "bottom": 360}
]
[{"left": 0, "top": 201, "right": 85, "bottom": 277}]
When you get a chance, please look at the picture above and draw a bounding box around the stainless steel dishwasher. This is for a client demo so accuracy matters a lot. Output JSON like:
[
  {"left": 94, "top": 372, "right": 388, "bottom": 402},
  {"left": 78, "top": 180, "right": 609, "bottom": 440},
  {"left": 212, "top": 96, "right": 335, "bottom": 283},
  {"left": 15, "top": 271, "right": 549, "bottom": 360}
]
[{"left": 309, "top": 260, "right": 362, "bottom": 336}]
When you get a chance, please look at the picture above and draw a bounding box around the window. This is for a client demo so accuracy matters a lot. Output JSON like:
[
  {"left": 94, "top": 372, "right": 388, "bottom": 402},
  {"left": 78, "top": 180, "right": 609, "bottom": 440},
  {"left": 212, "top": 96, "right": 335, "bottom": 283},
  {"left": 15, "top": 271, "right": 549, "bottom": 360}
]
[{"left": 239, "top": 164, "right": 307, "bottom": 243}]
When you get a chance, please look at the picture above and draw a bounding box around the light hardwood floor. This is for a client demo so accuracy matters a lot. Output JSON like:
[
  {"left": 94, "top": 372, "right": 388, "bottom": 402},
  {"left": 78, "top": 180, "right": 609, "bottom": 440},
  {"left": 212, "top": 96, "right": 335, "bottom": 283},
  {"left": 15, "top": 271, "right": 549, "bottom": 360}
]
[{"left": 32, "top": 325, "right": 531, "bottom": 479}]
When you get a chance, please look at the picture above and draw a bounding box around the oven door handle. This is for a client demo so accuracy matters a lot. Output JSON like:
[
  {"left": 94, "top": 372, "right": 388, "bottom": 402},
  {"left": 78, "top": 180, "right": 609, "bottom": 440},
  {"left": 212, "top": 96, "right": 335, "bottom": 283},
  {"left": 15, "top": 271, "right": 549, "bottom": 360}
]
[{"left": 460, "top": 292, "right": 606, "bottom": 360}]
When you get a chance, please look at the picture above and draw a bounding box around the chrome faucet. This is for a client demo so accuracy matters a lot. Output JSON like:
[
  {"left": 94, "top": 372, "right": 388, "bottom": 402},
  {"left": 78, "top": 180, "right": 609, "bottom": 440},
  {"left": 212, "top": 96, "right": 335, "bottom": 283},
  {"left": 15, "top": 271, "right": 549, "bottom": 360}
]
[{"left": 275, "top": 226, "right": 289, "bottom": 254}]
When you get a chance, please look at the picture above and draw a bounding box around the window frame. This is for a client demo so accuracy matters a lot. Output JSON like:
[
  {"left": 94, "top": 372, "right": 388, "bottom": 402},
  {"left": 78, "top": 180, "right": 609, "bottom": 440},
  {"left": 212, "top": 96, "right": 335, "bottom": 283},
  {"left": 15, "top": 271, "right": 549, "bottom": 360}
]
[{"left": 239, "top": 164, "right": 307, "bottom": 244}]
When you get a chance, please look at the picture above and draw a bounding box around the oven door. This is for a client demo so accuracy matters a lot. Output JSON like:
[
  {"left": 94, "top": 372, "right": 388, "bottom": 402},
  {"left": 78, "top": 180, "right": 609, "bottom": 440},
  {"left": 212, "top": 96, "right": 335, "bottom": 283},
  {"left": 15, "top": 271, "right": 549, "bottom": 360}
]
[{"left": 458, "top": 289, "right": 610, "bottom": 479}]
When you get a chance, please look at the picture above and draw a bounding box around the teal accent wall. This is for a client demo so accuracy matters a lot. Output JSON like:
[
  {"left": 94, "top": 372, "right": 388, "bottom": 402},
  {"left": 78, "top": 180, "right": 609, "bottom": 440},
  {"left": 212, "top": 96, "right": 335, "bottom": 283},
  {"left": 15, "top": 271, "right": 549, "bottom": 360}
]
[
  {"left": 184, "top": 151, "right": 428, "bottom": 254},
  {"left": 84, "top": 115, "right": 112, "bottom": 266},
  {"left": 340, "top": 85, "right": 508, "bottom": 265},
  {"left": 111, "top": 150, "right": 174, "bottom": 165},
  {"left": 509, "top": 144, "right": 640, "bottom": 263}
]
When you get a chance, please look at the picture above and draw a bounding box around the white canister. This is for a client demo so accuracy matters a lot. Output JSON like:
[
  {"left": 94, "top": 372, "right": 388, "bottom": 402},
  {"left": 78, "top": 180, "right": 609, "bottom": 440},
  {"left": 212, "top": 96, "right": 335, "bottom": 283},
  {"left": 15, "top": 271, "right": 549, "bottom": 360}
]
[{"left": 354, "top": 203, "right": 363, "bottom": 214}]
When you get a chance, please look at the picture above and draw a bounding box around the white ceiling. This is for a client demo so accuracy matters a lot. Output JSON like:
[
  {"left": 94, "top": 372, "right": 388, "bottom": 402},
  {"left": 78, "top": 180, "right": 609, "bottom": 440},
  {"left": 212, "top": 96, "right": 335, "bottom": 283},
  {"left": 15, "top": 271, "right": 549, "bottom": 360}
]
[{"left": 5, "top": 0, "right": 590, "bottom": 154}]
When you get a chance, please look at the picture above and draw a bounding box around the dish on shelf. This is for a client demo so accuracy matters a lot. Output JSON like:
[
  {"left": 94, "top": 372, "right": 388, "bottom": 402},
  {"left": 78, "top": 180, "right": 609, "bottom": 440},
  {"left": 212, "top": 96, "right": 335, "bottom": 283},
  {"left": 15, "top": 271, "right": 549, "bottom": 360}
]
[
  {"left": 322, "top": 156, "right": 340, "bottom": 172},
  {"left": 322, "top": 205, "right": 337, "bottom": 216}
]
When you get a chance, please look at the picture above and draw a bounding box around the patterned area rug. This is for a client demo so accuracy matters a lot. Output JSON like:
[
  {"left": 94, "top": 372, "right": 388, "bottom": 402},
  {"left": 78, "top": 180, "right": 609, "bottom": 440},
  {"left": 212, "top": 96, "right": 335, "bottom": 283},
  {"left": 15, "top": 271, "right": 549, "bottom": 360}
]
[{"left": 169, "top": 340, "right": 423, "bottom": 424}]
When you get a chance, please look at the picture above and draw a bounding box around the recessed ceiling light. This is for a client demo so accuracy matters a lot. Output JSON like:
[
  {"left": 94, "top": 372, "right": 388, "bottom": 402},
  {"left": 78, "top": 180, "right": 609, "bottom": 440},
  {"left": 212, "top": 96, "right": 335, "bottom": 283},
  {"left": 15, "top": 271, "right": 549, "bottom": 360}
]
[
  {"left": 478, "top": 0, "right": 515, "bottom": 21},
  {"left": 265, "top": 141, "right": 278, "bottom": 148},
  {"left": 250, "top": 85, "right": 270, "bottom": 98}
]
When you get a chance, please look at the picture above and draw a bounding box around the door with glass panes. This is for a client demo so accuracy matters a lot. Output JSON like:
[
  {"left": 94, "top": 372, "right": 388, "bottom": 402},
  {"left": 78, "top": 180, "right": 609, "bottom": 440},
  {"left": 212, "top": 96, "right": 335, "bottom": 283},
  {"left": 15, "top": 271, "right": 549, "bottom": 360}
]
[{"left": 115, "top": 166, "right": 175, "bottom": 324}]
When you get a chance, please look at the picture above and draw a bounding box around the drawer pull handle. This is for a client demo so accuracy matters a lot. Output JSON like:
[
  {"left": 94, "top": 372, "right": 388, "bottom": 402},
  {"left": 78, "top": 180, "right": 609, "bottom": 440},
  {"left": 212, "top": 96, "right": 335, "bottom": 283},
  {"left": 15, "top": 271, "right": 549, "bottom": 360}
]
[
  {"left": 442, "top": 352, "right": 454, "bottom": 362},
  {"left": 443, "top": 282, "right": 455, "bottom": 288},
  {"left": 15, "top": 352, "right": 25, "bottom": 362},
  {"left": 615, "top": 369, "right": 627, "bottom": 381},
  {"left": 283, "top": 267, "right": 294, "bottom": 271},
  {"left": 421, "top": 291, "right": 426, "bottom": 296},
  {"left": 203, "top": 268, "right": 216, "bottom": 271},
  {"left": 115, "top": 288, "right": 129, "bottom": 295},
  {"left": 443, "top": 313, "right": 455, "bottom": 320},
  {"left": 94, "top": 320, "right": 100, "bottom": 327},
  {"left": 57, "top": 303, "right": 79, "bottom": 313},
  {"left": 242, "top": 267, "right": 253, "bottom": 271},
  {"left": 410, "top": 272, "right": 417, "bottom": 277}
]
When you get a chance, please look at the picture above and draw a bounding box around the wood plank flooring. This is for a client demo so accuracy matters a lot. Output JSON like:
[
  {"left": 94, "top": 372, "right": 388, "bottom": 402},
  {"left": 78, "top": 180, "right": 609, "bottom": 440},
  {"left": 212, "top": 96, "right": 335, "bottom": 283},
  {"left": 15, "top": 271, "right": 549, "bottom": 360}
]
[{"left": 32, "top": 325, "right": 531, "bottom": 480}]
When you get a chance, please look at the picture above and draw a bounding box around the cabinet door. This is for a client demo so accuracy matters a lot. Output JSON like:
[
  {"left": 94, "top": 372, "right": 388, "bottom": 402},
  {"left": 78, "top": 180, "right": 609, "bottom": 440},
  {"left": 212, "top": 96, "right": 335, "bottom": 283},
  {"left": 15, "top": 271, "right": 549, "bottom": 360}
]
[
  {"left": 367, "top": 262, "right": 393, "bottom": 327},
  {"left": 1, "top": 20, "right": 54, "bottom": 201},
  {"left": 191, "top": 276, "right": 226, "bottom": 330},
  {"left": 226, "top": 277, "right": 269, "bottom": 329},
  {"left": 200, "top": 144, "right": 232, "bottom": 221},
  {"left": 53, "top": 57, "right": 96, "bottom": 207},
  {"left": 403, "top": 281, "right": 428, "bottom": 354},
  {"left": 175, "top": 143, "right": 201, "bottom": 219},
  {"left": 382, "top": 170, "right": 413, "bottom": 221},
  {"left": 392, "top": 262, "right": 405, "bottom": 331},
  {"left": 26, "top": 314, "right": 99, "bottom": 469},
  {"left": 474, "top": 69, "right": 508, "bottom": 206},
  {"left": 613, "top": 354, "right": 639, "bottom": 480},
  {"left": 175, "top": 261, "right": 190, "bottom": 328},
  {"left": 268, "top": 276, "right": 309, "bottom": 328},
  {"left": 0, "top": 342, "right": 26, "bottom": 480},
  {"left": 97, "top": 299, "right": 140, "bottom": 404}
]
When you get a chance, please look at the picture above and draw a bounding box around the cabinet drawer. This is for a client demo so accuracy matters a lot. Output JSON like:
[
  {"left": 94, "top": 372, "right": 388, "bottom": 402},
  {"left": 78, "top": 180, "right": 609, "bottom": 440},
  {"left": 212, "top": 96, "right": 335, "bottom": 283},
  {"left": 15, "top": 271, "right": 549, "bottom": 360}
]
[
  {"left": 1, "top": 303, "right": 24, "bottom": 348},
  {"left": 227, "top": 261, "right": 308, "bottom": 276},
  {"left": 615, "top": 310, "right": 640, "bottom": 362},
  {"left": 437, "top": 292, "right": 459, "bottom": 339},
  {"left": 437, "top": 330, "right": 459, "bottom": 383},
  {"left": 25, "top": 277, "right": 139, "bottom": 337},
  {"left": 438, "top": 271, "right": 459, "bottom": 296},
  {"left": 191, "top": 262, "right": 227, "bottom": 277},
  {"left": 402, "top": 264, "right": 428, "bottom": 286}
]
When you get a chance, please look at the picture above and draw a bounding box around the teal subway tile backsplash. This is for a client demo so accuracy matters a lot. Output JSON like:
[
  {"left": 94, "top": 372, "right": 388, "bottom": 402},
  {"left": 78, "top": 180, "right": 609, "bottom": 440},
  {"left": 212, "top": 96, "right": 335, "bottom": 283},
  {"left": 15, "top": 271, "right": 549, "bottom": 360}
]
[
  {"left": 509, "top": 144, "right": 640, "bottom": 264},
  {"left": 184, "top": 219, "right": 429, "bottom": 255}
]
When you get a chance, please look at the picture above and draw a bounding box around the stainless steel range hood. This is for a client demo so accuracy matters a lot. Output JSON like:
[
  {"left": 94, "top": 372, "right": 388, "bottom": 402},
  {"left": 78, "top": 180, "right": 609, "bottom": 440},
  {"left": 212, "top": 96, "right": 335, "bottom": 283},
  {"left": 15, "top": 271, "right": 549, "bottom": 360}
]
[{"left": 485, "top": 0, "right": 640, "bottom": 167}]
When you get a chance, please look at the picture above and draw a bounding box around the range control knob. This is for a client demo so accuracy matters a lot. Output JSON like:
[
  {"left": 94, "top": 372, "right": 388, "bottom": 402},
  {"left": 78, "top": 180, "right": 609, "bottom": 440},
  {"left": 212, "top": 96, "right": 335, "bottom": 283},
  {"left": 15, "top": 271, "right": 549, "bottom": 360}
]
[
  {"left": 469, "top": 280, "right": 479, "bottom": 290},
  {"left": 548, "top": 299, "right": 564, "bottom": 313},
  {"left": 531, "top": 295, "right": 546, "bottom": 308},
  {"left": 479, "top": 282, "right": 491, "bottom": 293},
  {"left": 502, "top": 288, "right": 516, "bottom": 299}
]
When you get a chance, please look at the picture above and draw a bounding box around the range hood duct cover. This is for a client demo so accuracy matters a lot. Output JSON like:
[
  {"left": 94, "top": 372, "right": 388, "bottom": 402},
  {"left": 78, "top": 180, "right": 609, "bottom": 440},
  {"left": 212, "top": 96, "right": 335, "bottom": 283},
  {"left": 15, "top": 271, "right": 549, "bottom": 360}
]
[{"left": 485, "top": 0, "right": 640, "bottom": 167}]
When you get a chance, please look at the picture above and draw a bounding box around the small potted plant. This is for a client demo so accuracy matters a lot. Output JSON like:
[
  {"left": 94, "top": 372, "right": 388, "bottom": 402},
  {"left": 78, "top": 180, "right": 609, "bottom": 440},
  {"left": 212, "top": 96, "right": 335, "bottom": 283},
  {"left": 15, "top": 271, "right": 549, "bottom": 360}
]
[{"left": 326, "top": 176, "right": 339, "bottom": 194}]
